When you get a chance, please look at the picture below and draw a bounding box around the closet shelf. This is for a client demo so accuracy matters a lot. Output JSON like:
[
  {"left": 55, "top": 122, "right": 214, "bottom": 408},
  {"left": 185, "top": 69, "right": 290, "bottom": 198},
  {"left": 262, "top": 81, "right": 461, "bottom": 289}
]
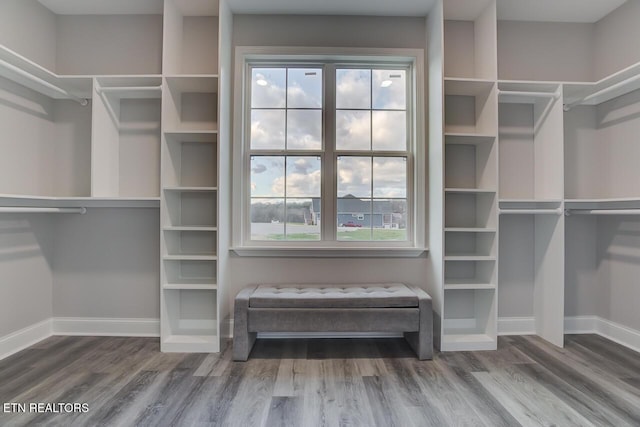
[
  {"left": 445, "top": 188, "right": 496, "bottom": 194},
  {"left": 164, "top": 130, "right": 219, "bottom": 138},
  {"left": 0, "top": 195, "right": 160, "bottom": 208},
  {"left": 163, "top": 226, "right": 218, "bottom": 232},
  {"left": 564, "top": 61, "right": 640, "bottom": 109},
  {"left": 444, "top": 281, "right": 496, "bottom": 291},
  {"left": 163, "top": 187, "right": 218, "bottom": 192},
  {"left": 163, "top": 255, "right": 218, "bottom": 261},
  {"left": 163, "top": 283, "right": 217, "bottom": 291},
  {"left": 0, "top": 44, "right": 92, "bottom": 100},
  {"left": 445, "top": 133, "right": 496, "bottom": 145},
  {"left": 444, "top": 255, "right": 496, "bottom": 261},
  {"left": 165, "top": 75, "right": 218, "bottom": 93},
  {"left": 445, "top": 227, "right": 496, "bottom": 233},
  {"left": 442, "top": 333, "right": 496, "bottom": 352},
  {"left": 444, "top": 78, "right": 495, "bottom": 96}
]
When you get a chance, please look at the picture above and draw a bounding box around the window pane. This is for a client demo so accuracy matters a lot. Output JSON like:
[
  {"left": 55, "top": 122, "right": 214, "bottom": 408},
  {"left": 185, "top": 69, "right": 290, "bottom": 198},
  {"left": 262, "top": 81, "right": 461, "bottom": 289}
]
[
  {"left": 372, "top": 111, "right": 407, "bottom": 151},
  {"left": 251, "top": 68, "right": 286, "bottom": 108},
  {"left": 336, "top": 110, "right": 371, "bottom": 151},
  {"left": 251, "top": 198, "right": 284, "bottom": 240},
  {"left": 336, "top": 69, "right": 371, "bottom": 109},
  {"left": 337, "top": 156, "right": 371, "bottom": 198},
  {"left": 337, "top": 198, "right": 371, "bottom": 241},
  {"left": 288, "top": 68, "right": 322, "bottom": 108},
  {"left": 251, "top": 156, "right": 284, "bottom": 197},
  {"left": 372, "top": 199, "right": 407, "bottom": 241},
  {"left": 287, "top": 110, "right": 322, "bottom": 150},
  {"left": 287, "top": 198, "right": 320, "bottom": 240},
  {"left": 373, "top": 157, "right": 407, "bottom": 198},
  {"left": 286, "top": 156, "right": 321, "bottom": 197},
  {"left": 373, "top": 70, "right": 406, "bottom": 110},
  {"left": 251, "top": 110, "right": 285, "bottom": 150}
]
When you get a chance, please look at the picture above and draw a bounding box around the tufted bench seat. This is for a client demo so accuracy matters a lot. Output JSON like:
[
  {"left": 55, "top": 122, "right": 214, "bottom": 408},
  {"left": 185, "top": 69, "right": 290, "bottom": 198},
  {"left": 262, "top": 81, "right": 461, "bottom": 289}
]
[{"left": 233, "top": 283, "right": 433, "bottom": 361}]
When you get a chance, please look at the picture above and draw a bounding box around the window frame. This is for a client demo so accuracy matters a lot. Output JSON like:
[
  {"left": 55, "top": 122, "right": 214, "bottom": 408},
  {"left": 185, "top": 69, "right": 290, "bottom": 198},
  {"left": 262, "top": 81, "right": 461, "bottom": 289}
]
[{"left": 232, "top": 47, "right": 426, "bottom": 257}]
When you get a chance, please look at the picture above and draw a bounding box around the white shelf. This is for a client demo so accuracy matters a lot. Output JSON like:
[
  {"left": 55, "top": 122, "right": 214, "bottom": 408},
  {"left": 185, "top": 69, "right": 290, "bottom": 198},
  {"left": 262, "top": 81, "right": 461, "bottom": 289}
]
[
  {"left": 0, "top": 195, "right": 160, "bottom": 208},
  {"left": 163, "top": 226, "right": 217, "bottom": 232},
  {"left": 165, "top": 75, "right": 219, "bottom": 93},
  {"left": 445, "top": 133, "right": 496, "bottom": 145},
  {"left": 163, "top": 255, "right": 217, "bottom": 261},
  {"left": 565, "top": 198, "right": 640, "bottom": 210},
  {"left": 444, "top": 255, "right": 496, "bottom": 261},
  {"left": 441, "top": 333, "right": 496, "bottom": 351},
  {"left": 445, "top": 227, "right": 496, "bottom": 233},
  {"left": 162, "top": 334, "right": 219, "bottom": 353},
  {"left": 163, "top": 283, "right": 217, "bottom": 290},
  {"left": 444, "top": 78, "right": 495, "bottom": 96},
  {"left": 444, "top": 281, "right": 496, "bottom": 291},
  {"left": 445, "top": 188, "right": 496, "bottom": 194},
  {"left": 0, "top": 44, "right": 92, "bottom": 99},
  {"left": 564, "top": 61, "right": 640, "bottom": 107},
  {"left": 163, "top": 187, "right": 217, "bottom": 192}
]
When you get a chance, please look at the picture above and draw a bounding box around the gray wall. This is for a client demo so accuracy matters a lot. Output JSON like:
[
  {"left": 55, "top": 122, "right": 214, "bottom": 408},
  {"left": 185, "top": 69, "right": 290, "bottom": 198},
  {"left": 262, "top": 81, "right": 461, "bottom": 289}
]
[
  {"left": 0, "top": 0, "right": 57, "bottom": 71},
  {"left": 497, "top": 21, "right": 595, "bottom": 82},
  {"left": 595, "top": 0, "right": 640, "bottom": 80},
  {"left": 0, "top": 216, "right": 54, "bottom": 337},
  {"left": 56, "top": 15, "right": 163, "bottom": 75},
  {"left": 52, "top": 209, "right": 160, "bottom": 319},
  {"left": 226, "top": 14, "right": 429, "bottom": 324}
]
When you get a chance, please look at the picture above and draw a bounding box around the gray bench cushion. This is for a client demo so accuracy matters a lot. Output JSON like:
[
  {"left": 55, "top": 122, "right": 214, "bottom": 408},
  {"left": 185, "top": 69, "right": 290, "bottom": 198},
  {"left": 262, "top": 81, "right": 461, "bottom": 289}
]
[{"left": 249, "top": 283, "right": 419, "bottom": 308}]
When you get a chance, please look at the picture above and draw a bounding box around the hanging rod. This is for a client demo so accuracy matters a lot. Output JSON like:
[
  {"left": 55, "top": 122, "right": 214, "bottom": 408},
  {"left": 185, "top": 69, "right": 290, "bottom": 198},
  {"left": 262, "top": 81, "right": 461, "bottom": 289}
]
[
  {"left": 499, "top": 208, "right": 563, "bottom": 215},
  {"left": 498, "top": 90, "right": 560, "bottom": 100},
  {"left": 0, "top": 58, "right": 88, "bottom": 106},
  {"left": 566, "top": 209, "right": 640, "bottom": 216},
  {"left": 564, "top": 72, "right": 640, "bottom": 111},
  {"left": 97, "top": 86, "right": 162, "bottom": 94},
  {"left": 0, "top": 207, "right": 86, "bottom": 214}
]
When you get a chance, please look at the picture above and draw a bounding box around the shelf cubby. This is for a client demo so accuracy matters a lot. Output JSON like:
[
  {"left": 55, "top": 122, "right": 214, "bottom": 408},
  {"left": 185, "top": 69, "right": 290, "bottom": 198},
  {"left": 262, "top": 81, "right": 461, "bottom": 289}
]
[
  {"left": 163, "top": 190, "right": 217, "bottom": 228},
  {"left": 442, "top": 287, "right": 497, "bottom": 351},
  {"left": 164, "top": 229, "right": 217, "bottom": 257},
  {"left": 445, "top": 80, "right": 497, "bottom": 135},
  {"left": 91, "top": 78, "right": 162, "bottom": 198},
  {"left": 445, "top": 230, "right": 496, "bottom": 258},
  {"left": 445, "top": 192, "right": 496, "bottom": 229},
  {"left": 163, "top": 77, "right": 218, "bottom": 132},
  {"left": 164, "top": 259, "right": 217, "bottom": 289},
  {"left": 164, "top": 133, "right": 217, "bottom": 189},
  {"left": 162, "top": 288, "right": 219, "bottom": 353},
  {"left": 445, "top": 139, "right": 496, "bottom": 191}
]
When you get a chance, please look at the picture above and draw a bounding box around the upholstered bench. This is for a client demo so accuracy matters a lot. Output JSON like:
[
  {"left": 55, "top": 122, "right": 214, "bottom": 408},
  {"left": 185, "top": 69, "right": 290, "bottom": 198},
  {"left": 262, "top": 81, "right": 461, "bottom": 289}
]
[{"left": 233, "top": 283, "right": 433, "bottom": 361}]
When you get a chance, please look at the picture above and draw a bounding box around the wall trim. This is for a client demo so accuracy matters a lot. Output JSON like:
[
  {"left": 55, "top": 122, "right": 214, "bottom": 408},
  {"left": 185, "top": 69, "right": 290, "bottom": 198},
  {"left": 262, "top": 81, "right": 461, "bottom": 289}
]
[
  {"left": 497, "top": 317, "right": 536, "bottom": 335},
  {"left": 0, "top": 319, "right": 52, "bottom": 361},
  {"left": 591, "top": 317, "right": 640, "bottom": 354},
  {"left": 52, "top": 317, "right": 160, "bottom": 337}
]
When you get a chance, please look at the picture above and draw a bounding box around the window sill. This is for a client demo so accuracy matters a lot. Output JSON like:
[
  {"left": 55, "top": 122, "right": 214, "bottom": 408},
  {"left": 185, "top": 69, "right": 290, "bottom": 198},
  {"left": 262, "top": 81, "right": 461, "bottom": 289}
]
[{"left": 230, "top": 246, "right": 428, "bottom": 258}]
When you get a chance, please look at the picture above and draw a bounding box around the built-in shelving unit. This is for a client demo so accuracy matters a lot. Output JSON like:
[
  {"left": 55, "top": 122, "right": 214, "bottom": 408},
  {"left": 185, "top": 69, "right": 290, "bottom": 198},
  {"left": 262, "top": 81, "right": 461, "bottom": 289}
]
[
  {"left": 160, "top": 0, "right": 220, "bottom": 353},
  {"left": 441, "top": 0, "right": 499, "bottom": 351}
]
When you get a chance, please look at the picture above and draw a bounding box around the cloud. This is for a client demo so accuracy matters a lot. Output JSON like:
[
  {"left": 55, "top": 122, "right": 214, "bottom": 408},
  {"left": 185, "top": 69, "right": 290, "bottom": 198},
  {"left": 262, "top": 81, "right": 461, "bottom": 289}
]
[
  {"left": 252, "top": 69, "right": 286, "bottom": 108},
  {"left": 251, "top": 164, "right": 267, "bottom": 174},
  {"left": 287, "top": 68, "right": 322, "bottom": 108},
  {"left": 372, "top": 111, "right": 407, "bottom": 151},
  {"left": 338, "top": 157, "right": 372, "bottom": 197},
  {"left": 372, "top": 69, "right": 406, "bottom": 110},
  {"left": 336, "top": 111, "right": 371, "bottom": 150},
  {"left": 251, "top": 110, "right": 285, "bottom": 149},
  {"left": 336, "top": 69, "right": 371, "bottom": 109},
  {"left": 373, "top": 157, "right": 407, "bottom": 198},
  {"left": 287, "top": 109, "right": 322, "bottom": 150}
]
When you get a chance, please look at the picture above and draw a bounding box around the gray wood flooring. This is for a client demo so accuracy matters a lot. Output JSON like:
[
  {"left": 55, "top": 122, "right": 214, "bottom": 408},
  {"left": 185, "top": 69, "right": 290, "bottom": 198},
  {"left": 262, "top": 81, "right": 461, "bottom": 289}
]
[{"left": 0, "top": 334, "right": 639, "bottom": 426}]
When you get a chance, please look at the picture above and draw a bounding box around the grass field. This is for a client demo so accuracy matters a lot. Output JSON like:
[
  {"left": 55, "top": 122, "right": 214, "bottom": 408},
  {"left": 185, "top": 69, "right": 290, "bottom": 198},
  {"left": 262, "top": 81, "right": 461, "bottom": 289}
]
[{"left": 265, "top": 228, "right": 407, "bottom": 241}]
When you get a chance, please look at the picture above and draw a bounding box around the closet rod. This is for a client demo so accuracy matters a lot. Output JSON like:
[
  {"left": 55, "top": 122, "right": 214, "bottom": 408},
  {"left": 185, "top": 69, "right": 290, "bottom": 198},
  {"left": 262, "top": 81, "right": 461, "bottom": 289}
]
[
  {"left": 566, "top": 209, "right": 640, "bottom": 216},
  {"left": 564, "top": 72, "right": 640, "bottom": 111},
  {"left": 499, "top": 208, "right": 562, "bottom": 215},
  {"left": 498, "top": 90, "right": 560, "bottom": 100},
  {"left": 97, "top": 86, "right": 162, "bottom": 94},
  {"left": 0, "top": 207, "right": 86, "bottom": 214},
  {"left": 0, "top": 59, "right": 88, "bottom": 106}
]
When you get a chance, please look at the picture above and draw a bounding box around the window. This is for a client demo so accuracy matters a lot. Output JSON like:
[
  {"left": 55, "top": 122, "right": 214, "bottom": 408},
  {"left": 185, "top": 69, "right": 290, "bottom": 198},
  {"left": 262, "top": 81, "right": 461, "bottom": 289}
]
[{"left": 235, "top": 49, "right": 424, "bottom": 251}]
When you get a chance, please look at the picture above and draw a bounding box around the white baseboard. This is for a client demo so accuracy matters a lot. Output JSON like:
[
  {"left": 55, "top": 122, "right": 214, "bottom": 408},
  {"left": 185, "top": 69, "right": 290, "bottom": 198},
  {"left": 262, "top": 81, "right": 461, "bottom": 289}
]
[
  {"left": 497, "top": 317, "right": 536, "bottom": 335},
  {"left": 564, "top": 315, "right": 599, "bottom": 334},
  {"left": 0, "top": 319, "right": 52, "bottom": 361},
  {"left": 592, "top": 317, "right": 640, "bottom": 354},
  {"left": 52, "top": 317, "right": 160, "bottom": 337}
]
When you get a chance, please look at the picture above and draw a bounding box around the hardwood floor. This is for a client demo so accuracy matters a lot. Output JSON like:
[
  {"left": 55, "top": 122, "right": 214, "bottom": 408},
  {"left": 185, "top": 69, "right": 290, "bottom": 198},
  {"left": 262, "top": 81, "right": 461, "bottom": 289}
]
[{"left": 0, "top": 334, "right": 639, "bottom": 426}]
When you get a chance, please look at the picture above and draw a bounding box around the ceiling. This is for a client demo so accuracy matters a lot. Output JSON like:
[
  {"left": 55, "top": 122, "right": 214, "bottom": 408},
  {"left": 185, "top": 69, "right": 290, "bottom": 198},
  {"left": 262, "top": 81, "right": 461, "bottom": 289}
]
[{"left": 37, "top": 0, "right": 627, "bottom": 22}]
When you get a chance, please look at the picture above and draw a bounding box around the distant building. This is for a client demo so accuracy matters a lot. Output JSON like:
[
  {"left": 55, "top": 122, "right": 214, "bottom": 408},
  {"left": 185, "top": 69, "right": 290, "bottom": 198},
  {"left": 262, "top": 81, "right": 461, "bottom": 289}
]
[{"left": 310, "top": 196, "right": 395, "bottom": 228}]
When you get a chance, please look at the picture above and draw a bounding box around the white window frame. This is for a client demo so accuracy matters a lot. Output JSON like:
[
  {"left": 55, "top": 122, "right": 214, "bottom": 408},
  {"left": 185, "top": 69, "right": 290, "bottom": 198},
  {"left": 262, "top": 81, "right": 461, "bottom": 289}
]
[{"left": 232, "top": 47, "right": 426, "bottom": 257}]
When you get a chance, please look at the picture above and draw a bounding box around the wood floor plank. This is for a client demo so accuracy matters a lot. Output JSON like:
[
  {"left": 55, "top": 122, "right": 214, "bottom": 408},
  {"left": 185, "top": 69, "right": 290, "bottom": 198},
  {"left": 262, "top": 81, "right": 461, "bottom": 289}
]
[{"left": 0, "top": 334, "right": 639, "bottom": 427}]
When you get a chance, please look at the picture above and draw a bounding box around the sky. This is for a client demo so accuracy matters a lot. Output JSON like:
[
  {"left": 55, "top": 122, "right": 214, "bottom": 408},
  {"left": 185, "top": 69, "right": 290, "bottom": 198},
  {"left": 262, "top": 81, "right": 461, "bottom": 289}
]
[{"left": 250, "top": 66, "right": 408, "bottom": 201}]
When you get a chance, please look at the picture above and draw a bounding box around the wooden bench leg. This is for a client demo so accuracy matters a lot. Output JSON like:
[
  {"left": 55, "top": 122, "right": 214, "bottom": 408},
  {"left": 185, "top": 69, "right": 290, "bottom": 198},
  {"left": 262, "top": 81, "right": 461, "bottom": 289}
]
[{"left": 233, "top": 286, "right": 258, "bottom": 361}]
